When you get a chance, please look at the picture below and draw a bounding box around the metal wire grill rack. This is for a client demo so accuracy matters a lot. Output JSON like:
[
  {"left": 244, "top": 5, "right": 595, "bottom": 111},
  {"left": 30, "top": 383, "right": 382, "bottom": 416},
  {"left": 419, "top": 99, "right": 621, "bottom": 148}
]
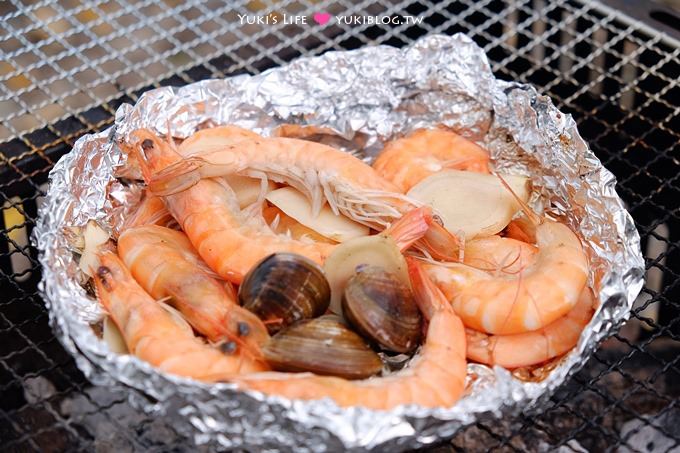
[{"left": 1, "top": 0, "right": 679, "bottom": 451}]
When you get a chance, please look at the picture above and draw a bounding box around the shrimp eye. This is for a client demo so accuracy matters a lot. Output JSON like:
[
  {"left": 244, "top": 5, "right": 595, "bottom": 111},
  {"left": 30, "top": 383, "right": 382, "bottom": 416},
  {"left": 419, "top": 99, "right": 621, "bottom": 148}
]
[
  {"left": 96, "top": 266, "right": 113, "bottom": 291},
  {"left": 220, "top": 341, "right": 238, "bottom": 355},
  {"left": 141, "top": 139, "right": 154, "bottom": 150},
  {"left": 237, "top": 322, "right": 250, "bottom": 337}
]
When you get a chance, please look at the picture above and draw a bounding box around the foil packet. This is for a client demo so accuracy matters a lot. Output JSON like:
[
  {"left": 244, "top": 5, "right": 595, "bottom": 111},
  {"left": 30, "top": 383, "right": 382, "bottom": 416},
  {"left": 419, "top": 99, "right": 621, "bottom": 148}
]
[{"left": 33, "top": 34, "right": 645, "bottom": 451}]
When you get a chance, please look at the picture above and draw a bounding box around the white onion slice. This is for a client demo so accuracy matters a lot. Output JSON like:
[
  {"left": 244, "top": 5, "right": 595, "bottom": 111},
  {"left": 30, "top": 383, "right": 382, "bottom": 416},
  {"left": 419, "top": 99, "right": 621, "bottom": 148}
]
[
  {"left": 79, "top": 221, "right": 109, "bottom": 277},
  {"left": 224, "top": 175, "right": 276, "bottom": 209},
  {"left": 266, "top": 187, "right": 369, "bottom": 243},
  {"left": 407, "top": 170, "right": 530, "bottom": 240}
]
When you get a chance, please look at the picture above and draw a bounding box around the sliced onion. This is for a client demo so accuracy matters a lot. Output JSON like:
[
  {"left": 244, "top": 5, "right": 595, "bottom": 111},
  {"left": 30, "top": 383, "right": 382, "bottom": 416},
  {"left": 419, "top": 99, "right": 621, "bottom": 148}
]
[
  {"left": 407, "top": 170, "right": 530, "bottom": 240},
  {"left": 79, "top": 221, "right": 109, "bottom": 277},
  {"left": 224, "top": 174, "right": 276, "bottom": 209},
  {"left": 266, "top": 187, "right": 369, "bottom": 243}
]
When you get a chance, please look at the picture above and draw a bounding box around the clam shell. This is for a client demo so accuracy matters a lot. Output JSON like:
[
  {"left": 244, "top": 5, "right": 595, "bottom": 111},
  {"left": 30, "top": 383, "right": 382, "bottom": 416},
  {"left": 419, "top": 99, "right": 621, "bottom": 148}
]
[
  {"left": 263, "top": 315, "right": 382, "bottom": 379},
  {"left": 239, "top": 253, "right": 330, "bottom": 334},
  {"left": 342, "top": 266, "right": 422, "bottom": 353}
]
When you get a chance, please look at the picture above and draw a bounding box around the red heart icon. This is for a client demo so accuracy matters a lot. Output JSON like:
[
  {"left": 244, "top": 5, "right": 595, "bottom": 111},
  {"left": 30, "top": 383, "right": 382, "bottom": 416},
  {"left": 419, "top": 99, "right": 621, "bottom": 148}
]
[{"left": 313, "top": 12, "right": 331, "bottom": 25}]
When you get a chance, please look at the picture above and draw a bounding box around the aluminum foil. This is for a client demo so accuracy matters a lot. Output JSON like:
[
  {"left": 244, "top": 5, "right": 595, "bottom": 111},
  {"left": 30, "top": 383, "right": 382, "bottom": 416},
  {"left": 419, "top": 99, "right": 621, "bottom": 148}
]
[{"left": 33, "top": 34, "right": 645, "bottom": 451}]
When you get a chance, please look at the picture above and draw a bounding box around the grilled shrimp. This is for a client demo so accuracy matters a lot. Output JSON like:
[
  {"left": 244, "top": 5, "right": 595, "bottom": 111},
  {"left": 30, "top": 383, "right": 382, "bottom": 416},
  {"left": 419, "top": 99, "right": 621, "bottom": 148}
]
[
  {"left": 460, "top": 224, "right": 593, "bottom": 367},
  {"left": 466, "top": 287, "right": 594, "bottom": 368},
  {"left": 94, "top": 250, "right": 268, "bottom": 379},
  {"left": 127, "top": 129, "right": 419, "bottom": 282},
  {"left": 425, "top": 213, "right": 589, "bottom": 335},
  {"left": 230, "top": 258, "right": 467, "bottom": 409},
  {"left": 118, "top": 225, "right": 269, "bottom": 353},
  {"left": 373, "top": 128, "right": 490, "bottom": 192},
  {"left": 136, "top": 127, "right": 412, "bottom": 229},
  {"left": 128, "top": 130, "right": 335, "bottom": 282}
]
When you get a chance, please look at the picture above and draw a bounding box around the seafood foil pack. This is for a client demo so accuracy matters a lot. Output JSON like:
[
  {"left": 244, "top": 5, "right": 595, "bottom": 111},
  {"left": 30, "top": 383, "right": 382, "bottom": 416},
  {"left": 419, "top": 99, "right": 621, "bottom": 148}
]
[{"left": 34, "top": 34, "right": 644, "bottom": 451}]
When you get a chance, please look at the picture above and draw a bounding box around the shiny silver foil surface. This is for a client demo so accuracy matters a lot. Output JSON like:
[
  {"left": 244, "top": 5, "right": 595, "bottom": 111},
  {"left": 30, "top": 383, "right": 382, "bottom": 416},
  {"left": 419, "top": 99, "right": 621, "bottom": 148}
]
[{"left": 34, "top": 34, "right": 645, "bottom": 451}]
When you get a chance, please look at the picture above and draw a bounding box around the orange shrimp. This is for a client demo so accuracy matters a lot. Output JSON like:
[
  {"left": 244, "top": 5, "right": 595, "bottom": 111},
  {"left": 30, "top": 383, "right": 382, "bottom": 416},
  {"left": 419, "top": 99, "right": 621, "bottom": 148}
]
[
  {"left": 466, "top": 287, "right": 594, "bottom": 368},
  {"left": 126, "top": 130, "right": 335, "bottom": 282},
  {"left": 94, "top": 250, "right": 268, "bottom": 380},
  {"left": 117, "top": 225, "right": 269, "bottom": 353},
  {"left": 230, "top": 258, "right": 466, "bottom": 409},
  {"left": 424, "top": 211, "right": 588, "bottom": 335},
  {"left": 459, "top": 231, "right": 592, "bottom": 367},
  {"left": 373, "top": 128, "right": 491, "bottom": 192},
  {"left": 126, "top": 128, "right": 421, "bottom": 282},
  {"left": 135, "top": 127, "right": 410, "bottom": 229},
  {"left": 127, "top": 128, "right": 451, "bottom": 282}
]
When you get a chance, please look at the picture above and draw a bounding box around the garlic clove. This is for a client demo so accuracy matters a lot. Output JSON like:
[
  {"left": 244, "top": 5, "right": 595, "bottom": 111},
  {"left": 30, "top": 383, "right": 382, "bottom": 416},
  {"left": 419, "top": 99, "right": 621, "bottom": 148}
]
[
  {"left": 79, "top": 221, "right": 109, "bottom": 277},
  {"left": 323, "top": 235, "right": 409, "bottom": 317}
]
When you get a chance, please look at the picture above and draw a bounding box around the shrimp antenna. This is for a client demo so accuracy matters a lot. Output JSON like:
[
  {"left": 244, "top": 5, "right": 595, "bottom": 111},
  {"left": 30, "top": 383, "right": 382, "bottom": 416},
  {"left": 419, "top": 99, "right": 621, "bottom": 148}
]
[
  {"left": 164, "top": 118, "right": 183, "bottom": 157},
  {"left": 495, "top": 173, "right": 541, "bottom": 226},
  {"left": 129, "top": 130, "right": 155, "bottom": 183},
  {"left": 466, "top": 249, "right": 524, "bottom": 275},
  {"left": 420, "top": 220, "right": 462, "bottom": 262},
  {"left": 406, "top": 257, "right": 447, "bottom": 320}
]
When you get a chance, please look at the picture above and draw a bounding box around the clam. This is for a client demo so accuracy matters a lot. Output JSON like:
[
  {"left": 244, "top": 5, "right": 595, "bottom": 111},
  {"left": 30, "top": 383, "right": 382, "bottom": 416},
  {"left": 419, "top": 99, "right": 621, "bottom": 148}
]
[
  {"left": 263, "top": 315, "right": 382, "bottom": 379},
  {"left": 342, "top": 266, "right": 422, "bottom": 353},
  {"left": 239, "top": 253, "right": 331, "bottom": 334}
]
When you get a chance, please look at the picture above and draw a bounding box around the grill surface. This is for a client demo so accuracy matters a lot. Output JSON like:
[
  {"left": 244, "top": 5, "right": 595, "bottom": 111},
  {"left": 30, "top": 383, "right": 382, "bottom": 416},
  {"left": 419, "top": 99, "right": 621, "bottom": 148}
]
[{"left": 1, "top": 0, "right": 679, "bottom": 451}]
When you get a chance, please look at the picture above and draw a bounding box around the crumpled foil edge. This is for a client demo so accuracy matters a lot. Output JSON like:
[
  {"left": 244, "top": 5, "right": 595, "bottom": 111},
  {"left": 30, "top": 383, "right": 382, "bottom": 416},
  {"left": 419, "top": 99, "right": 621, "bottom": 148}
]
[{"left": 33, "top": 33, "right": 645, "bottom": 451}]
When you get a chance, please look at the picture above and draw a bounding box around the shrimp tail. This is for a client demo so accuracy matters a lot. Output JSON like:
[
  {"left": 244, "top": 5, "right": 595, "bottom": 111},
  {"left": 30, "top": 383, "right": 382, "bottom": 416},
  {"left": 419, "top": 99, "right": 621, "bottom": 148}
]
[
  {"left": 382, "top": 206, "right": 433, "bottom": 251},
  {"left": 406, "top": 257, "right": 448, "bottom": 320},
  {"left": 503, "top": 219, "right": 534, "bottom": 243},
  {"left": 419, "top": 220, "right": 462, "bottom": 262},
  {"left": 382, "top": 207, "right": 462, "bottom": 262}
]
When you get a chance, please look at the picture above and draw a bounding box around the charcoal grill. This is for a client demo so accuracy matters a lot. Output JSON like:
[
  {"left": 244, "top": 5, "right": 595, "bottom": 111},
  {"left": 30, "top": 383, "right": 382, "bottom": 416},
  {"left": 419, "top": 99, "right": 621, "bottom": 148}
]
[{"left": 1, "top": 0, "right": 679, "bottom": 451}]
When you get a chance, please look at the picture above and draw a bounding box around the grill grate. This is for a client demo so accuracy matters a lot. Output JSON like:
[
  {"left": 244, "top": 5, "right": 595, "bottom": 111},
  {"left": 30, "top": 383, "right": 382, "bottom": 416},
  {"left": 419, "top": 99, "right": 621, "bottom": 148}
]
[{"left": 1, "top": 0, "right": 679, "bottom": 451}]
